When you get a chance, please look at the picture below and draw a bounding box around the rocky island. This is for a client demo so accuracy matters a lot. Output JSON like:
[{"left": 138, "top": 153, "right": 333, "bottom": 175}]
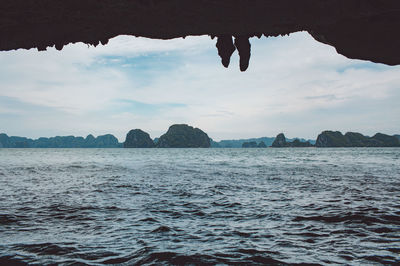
[
  {"left": 316, "top": 131, "right": 400, "bottom": 147},
  {"left": 0, "top": 133, "right": 122, "bottom": 148},
  {"left": 242, "top": 141, "right": 267, "bottom": 148},
  {"left": 124, "top": 129, "right": 155, "bottom": 148},
  {"left": 258, "top": 141, "right": 267, "bottom": 148},
  {"left": 156, "top": 124, "right": 211, "bottom": 148},
  {"left": 242, "top": 141, "right": 257, "bottom": 148},
  {"left": 271, "top": 133, "right": 313, "bottom": 148},
  {"left": 1, "top": 129, "right": 399, "bottom": 149}
]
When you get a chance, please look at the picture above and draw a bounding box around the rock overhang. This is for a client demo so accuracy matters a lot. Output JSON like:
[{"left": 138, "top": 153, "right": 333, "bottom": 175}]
[{"left": 1, "top": 0, "right": 399, "bottom": 71}]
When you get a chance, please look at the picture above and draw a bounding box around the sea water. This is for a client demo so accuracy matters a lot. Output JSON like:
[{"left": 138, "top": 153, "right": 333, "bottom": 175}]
[{"left": 0, "top": 148, "right": 399, "bottom": 265}]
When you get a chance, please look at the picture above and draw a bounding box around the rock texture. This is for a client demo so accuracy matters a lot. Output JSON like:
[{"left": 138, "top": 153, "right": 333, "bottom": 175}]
[
  {"left": 156, "top": 124, "right": 210, "bottom": 148},
  {"left": 124, "top": 129, "right": 155, "bottom": 148},
  {"left": 316, "top": 131, "right": 400, "bottom": 147},
  {"left": 1, "top": 1, "right": 400, "bottom": 71}
]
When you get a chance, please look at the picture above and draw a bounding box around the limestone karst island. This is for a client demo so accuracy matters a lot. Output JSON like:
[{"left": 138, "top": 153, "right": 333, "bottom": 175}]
[{"left": 1, "top": 125, "right": 399, "bottom": 148}]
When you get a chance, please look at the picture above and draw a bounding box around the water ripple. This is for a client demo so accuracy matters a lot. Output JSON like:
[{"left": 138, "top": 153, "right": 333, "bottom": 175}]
[{"left": 0, "top": 148, "right": 399, "bottom": 265}]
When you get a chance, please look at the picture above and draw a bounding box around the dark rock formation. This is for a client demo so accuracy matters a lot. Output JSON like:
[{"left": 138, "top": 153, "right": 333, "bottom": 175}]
[
  {"left": 271, "top": 133, "right": 287, "bottom": 147},
  {"left": 216, "top": 35, "right": 236, "bottom": 68},
  {"left": 234, "top": 36, "right": 251, "bottom": 72},
  {"left": 371, "top": 133, "right": 400, "bottom": 147},
  {"left": 215, "top": 35, "right": 251, "bottom": 71},
  {"left": 212, "top": 136, "right": 315, "bottom": 148},
  {"left": 343, "top": 132, "right": 371, "bottom": 147},
  {"left": 316, "top": 131, "right": 400, "bottom": 147},
  {"left": 395, "top": 135, "right": 400, "bottom": 141},
  {"left": 1, "top": 1, "right": 400, "bottom": 71},
  {"left": 316, "top": 131, "right": 349, "bottom": 147},
  {"left": 156, "top": 124, "right": 210, "bottom": 148},
  {"left": 213, "top": 137, "right": 276, "bottom": 148},
  {"left": 258, "top": 141, "right": 267, "bottom": 148},
  {"left": 85, "top": 134, "right": 97, "bottom": 147},
  {"left": 272, "top": 133, "right": 313, "bottom": 147},
  {"left": 94, "top": 134, "right": 121, "bottom": 148},
  {"left": 290, "top": 139, "right": 313, "bottom": 147},
  {"left": 242, "top": 141, "right": 258, "bottom": 148},
  {"left": 0, "top": 133, "right": 122, "bottom": 148},
  {"left": 124, "top": 129, "right": 155, "bottom": 148}
]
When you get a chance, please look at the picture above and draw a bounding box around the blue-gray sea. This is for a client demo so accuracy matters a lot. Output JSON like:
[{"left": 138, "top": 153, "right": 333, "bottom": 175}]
[{"left": 0, "top": 148, "right": 399, "bottom": 265}]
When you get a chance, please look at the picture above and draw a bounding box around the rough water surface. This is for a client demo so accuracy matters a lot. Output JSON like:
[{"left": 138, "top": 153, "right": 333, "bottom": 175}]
[{"left": 0, "top": 148, "right": 399, "bottom": 265}]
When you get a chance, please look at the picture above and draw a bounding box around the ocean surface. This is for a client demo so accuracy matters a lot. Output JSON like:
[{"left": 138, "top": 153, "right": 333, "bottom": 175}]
[{"left": 0, "top": 148, "right": 399, "bottom": 265}]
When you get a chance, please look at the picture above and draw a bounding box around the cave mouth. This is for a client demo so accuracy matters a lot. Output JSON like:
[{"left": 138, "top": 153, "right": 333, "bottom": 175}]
[
  {"left": 1, "top": 30, "right": 399, "bottom": 142},
  {"left": 1, "top": 1, "right": 400, "bottom": 71},
  {"left": 1, "top": 1, "right": 400, "bottom": 141}
]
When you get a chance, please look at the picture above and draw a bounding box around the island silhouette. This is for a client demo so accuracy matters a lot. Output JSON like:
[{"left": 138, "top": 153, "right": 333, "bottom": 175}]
[{"left": 1, "top": 125, "right": 399, "bottom": 148}]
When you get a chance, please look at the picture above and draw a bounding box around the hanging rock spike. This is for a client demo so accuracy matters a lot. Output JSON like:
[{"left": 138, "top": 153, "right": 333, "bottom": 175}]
[
  {"left": 234, "top": 36, "right": 251, "bottom": 72},
  {"left": 216, "top": 35, "right": 236, "bottom": 68}
]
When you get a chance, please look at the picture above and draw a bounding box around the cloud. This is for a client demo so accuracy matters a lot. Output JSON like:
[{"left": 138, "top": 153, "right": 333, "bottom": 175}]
[
  {"left": 109, "top": 99, "right": 186, "bottom": 116},
  {"left": 0, "top": 32, "right": 399, "bottom": 141}
]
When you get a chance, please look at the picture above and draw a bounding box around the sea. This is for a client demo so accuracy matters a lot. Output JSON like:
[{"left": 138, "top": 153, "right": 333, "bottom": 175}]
[{"left": 0, "top": 148, "right": 399, "bottom": 265}]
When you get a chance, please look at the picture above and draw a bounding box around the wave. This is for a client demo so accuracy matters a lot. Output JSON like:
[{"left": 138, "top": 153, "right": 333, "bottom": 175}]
[
  {"left": 0, "top": 255, "right": 28, "bottom": 266},
  {"left": 292, "top": 211, "right": 399, "bottom": 225},
  {"left": 1, "top": 148, "right": 399, "bottom": 265},
  {"left": 0, "top": 214, "right": 21, "bottom": 226},
  {"left": 14, "top": 243, "right": 78, "bottom": 256}
]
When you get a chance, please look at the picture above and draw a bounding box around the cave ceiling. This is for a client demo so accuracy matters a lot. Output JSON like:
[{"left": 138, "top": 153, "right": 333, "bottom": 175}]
[{"left": 1, "top": 0, "right": 399, "bottom": 71}]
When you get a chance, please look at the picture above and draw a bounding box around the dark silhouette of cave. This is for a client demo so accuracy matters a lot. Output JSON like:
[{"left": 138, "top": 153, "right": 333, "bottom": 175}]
[{"left": 1, "top": 0, "right": 399, "bottom": 71}]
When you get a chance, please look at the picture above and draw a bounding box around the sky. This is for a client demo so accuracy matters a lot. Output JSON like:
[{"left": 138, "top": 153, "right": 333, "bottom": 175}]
[{"left": 0, "top": 32, "right": 399, "bottom": 141}]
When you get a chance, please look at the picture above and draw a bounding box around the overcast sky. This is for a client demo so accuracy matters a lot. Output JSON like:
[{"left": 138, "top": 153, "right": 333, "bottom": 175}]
[{"left": 0, "top": 32, "right": 399, "bottom": 141}]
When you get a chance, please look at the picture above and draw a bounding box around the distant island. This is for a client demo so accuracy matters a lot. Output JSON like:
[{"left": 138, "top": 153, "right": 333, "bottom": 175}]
[
  {"left": 155, "top": 124, "right": 210, "bottom": 148},
  {"left": 123, "top": 129, "right": 155, "bottom": 148},
  {"left": 316, "top": 131, "right": 400, "bottom": 147},
  {"left": 1, "top": 127, "right": 399, "bottom": 148},
  {"left": 267, "top": 131, "right": 400, "bottom": 148},
  {"left": 124, "top": 124, "right": 210, "bottom": 148},
  {"left": 242, "top": 141, "right": 267, "bottom": 148},
  {"left": 271, "top": 133, "right": 313, "bottom": 147},
  {"left": 0, "top": 133, "right": 122, "bottom": 148},
  {"left": 212, "top": 136, "right": 315, "bottom": 148}
]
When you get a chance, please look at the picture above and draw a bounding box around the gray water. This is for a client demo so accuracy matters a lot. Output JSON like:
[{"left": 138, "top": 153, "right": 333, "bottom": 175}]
[{"left": 0, "top": 148, "right": 399, "bottom": 265}]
